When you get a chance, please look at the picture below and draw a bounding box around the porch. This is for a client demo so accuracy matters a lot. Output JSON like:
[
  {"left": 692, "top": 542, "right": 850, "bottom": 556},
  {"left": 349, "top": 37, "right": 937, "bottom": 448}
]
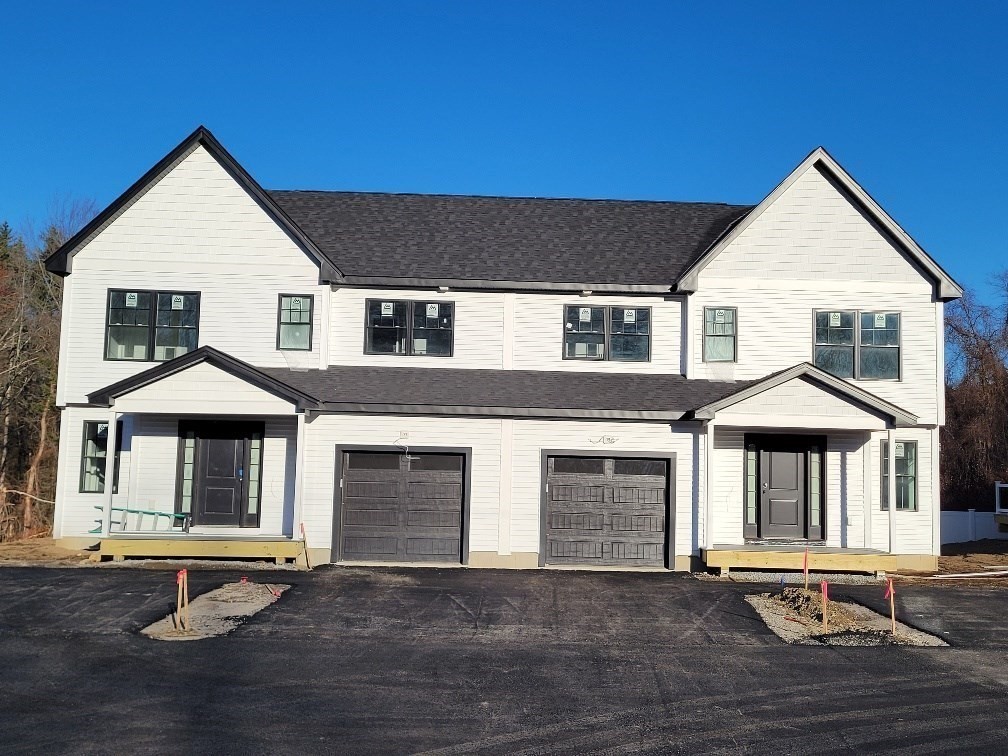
[{"left": 701, "top": 543, "right": 896, "bottom": 576}]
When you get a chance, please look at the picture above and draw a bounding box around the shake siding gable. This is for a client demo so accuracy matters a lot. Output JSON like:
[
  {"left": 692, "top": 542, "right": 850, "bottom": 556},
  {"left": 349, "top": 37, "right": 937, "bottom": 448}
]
[{"left": 59, "top": 145, "right": 325, "bottom": 406}]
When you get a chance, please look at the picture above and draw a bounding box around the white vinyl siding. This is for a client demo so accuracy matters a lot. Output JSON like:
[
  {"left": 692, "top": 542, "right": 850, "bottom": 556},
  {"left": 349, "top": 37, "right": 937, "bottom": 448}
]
[{"left": 58, "top": 145, "right": 325, "bottom": 406}]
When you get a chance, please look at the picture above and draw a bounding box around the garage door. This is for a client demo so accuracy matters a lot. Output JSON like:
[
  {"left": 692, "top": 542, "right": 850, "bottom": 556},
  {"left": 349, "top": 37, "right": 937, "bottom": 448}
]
[
  {"left": 544, "top": 455, "right": 670, "bottom": 567},
  {"left": 339, "top": 451, "right": 464, "bottom": 563}
]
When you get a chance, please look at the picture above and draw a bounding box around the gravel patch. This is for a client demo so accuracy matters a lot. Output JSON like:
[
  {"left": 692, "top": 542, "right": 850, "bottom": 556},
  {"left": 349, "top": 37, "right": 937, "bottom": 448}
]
[
  {"left": 142, "top": 580, "right": 290, "bottom": 641},
  {"left": 746, "top": 589, "right": 946, "bottom": 647}
]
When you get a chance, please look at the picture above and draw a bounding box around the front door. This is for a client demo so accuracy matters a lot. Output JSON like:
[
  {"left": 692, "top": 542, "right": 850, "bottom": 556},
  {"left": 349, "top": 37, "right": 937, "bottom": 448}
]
[
  {"left": 182, "top": 422, "right": 264, "bottom": 528},
  {"left": 759, "top": 447, "right": 805, "bottom": 539}
]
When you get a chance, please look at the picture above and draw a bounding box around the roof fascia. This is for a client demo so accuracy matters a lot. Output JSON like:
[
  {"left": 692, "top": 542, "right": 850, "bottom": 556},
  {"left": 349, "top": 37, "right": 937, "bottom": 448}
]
[
  {"left": 692, "top": 363, "right": 918, "bottom": 427},
  {"left": 336, "top": 276, "right": 676, "bottom": 295},
  {"left": 45, "top": 126, "right": 343, "bottom": 283},
  {"left": 675, "top": 147, "right": 962, "bottom": 300},
  {"left": 87, "top": 346, "right": 319, "bottom": 410},
  {"left": 314, "top": 402, "right": 686, "bottom": 420}
]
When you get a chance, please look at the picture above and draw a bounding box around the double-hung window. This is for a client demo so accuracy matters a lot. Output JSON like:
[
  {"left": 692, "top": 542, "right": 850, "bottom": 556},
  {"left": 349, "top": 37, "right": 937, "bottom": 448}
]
[
  {"left": 881, "top": 440, "right": 917, "bottom": 511},
  {"left": 79, "top": 420, "right": 123, "bottom": 494},
  {"left": 365, "top": 299, "right": 454, "bottom": 356},
  {"left": 105, "top": 289, "right": 199, "bottom": 361},
  {"left": 277, "top": 295, "right": 313, "bottom": 350},
  {"left": 703, "top": 307, "right": 737, "bottom": 362},
  {"left": 814, "top": 310, "right": 900, "bottom": 380},
  {"left": 563, "top": 305, "right": 651, "bottom": 362}
]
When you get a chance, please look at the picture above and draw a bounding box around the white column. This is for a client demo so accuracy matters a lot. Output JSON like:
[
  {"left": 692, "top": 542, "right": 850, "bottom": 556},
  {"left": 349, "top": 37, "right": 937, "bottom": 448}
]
[
  {"left": 931, "top": 427, "right": 941, "bottom": 555},
  {"left": 704, "top": 420, "right": 715, "bottom": 549},
  {"left": 862, "top": 431, "right": 872, "bottom": 549},
  {"left": 102, "top": 409, "right": 119, "bottom": 536},
  {"left": 887, "top": 427, "right": 897, "bottom": 554},
  {"left": 293, "top": 412, "right": 307, "bottom": 542}
]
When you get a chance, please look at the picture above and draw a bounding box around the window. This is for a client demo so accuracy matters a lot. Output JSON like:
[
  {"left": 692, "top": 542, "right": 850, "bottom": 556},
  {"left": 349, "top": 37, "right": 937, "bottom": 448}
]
[
  {"left": 814, "top": 310, "right": 901, "bottom": 380},
  {"left": 365, "top": 300, "right": 454, "bottom": 356},
  {"left": 79, "top": 420, "right": 123, "bottom": 494},
  {"left": 277, "top": 295, "right": 313, "bottom": 350},
  {"left": 563, "top": 305, "right": 651, "bottom": 362},
  {"left": 105, "top": 290, "right": 199, "bottom": 362},
  {"left": 881, "top": 440, "right": 917, "bottom": 511},
  {"left": 612, "top": 458, "right": 666, "bottom": 476},
  {"left": 551, "top": 456, "right": 605, "bottom": 475},
  {"left": 703, "top": 307, "right": 737, "bottom": 362}
]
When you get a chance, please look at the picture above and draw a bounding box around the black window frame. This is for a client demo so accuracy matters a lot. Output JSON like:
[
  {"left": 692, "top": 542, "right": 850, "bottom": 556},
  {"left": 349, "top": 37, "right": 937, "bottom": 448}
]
[
  {"left": 813, "top": 309, "right": 901, "bottom": 381},
  {"left": 561, "top": 304, "right": 652, "bottom": 363},
  {"left": 104, "top": 289, "right": 201, "bottom": 363},
  {"left": 276, "top": 294, "right": 314, "bottom": 351},
  {"left": 881, "top": 439, "right": 918, "bottom": 512},
  {"left": 702, "top": 306, "right": 738, "bottom": 363},
  {"left": 363, "top": 299, "right": 455, "bottom": 357},
  {"left": 79, "top": 419, "right": 123, "bottom": 494}
]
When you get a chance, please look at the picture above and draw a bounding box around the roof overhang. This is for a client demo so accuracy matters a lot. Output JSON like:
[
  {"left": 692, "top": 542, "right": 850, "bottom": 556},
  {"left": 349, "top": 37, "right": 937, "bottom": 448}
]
[
  {"left": 87, "top": 346, "right": 320, "bottom": 411},
  {"left": 675, "top": 147, "right": 963, "bottom": 301},
  {"left": 45, "top": 126, "right": 343, "bottom": 284},
  {"left": 691, "top": 363, "right": 919, "bottom": 428}
]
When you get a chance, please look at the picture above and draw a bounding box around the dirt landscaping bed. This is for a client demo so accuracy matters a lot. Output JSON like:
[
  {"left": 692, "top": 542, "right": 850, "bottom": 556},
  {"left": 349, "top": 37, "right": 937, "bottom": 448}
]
[
  {"left": 0, "top": 538, "right": 92, "bottom": 565},
  {"left": 746, "top": 587, "right": 946, "bottom": 647}
]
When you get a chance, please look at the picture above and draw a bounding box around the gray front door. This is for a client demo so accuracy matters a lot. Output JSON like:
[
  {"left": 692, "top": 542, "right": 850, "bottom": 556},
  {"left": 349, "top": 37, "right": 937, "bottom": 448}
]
[
  {"left": 759, "top": 448, "right": 806, "bottom": 539},
  {"left": 185, "top": 421, "right": 264, "bottom": 528},
  {"left": 544, "top": 456, "right": 669, "bottom": 567},
  {"left": 339, "top": 451, "right": 464, "bottom": 563}
]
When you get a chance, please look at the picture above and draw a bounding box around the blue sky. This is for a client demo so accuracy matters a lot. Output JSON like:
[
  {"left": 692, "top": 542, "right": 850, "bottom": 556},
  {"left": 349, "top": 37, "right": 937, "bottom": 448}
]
[{"left": 3, "top": 2, "right": 1005, "bottom": 298}]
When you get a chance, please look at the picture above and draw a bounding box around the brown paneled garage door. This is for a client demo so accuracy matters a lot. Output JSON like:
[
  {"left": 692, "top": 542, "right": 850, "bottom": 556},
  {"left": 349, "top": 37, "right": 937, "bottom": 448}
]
[
  {"left": 544, "top": 455, "right": 670, "bottom": 567},
  {"left": 339, "top": 451, "right": 465, "bottom": 563}
]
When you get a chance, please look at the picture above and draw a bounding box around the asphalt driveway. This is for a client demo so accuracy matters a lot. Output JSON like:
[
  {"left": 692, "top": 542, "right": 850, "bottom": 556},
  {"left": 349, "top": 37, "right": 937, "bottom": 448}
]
[{"left": 0, "top": 566, "right": 1006, "bottom": 754}]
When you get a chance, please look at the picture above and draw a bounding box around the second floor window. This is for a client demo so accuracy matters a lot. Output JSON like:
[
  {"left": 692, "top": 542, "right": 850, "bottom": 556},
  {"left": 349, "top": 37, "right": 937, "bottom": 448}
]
[
  {"left": 365, "top": 299, "right": 454, "bottom": 356},
  {"left": 277, "top": 295, "right": 313, "bottom": 351},
  {"left": 105, "top": 290, "right": 199, "bottom": 362},
  {"left": 814, "top": 310, "right": 900, "bottom": 380},
  {"left": 563, "top": 305, "right": 651, "bottom": 362},
  {"left": 703, "top": 307, "right": 737, "bottom": 362}
]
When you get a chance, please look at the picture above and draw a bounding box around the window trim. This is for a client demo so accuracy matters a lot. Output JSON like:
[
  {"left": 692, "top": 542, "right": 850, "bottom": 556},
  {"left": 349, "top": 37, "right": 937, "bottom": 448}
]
[
  {"left": 702, "top": 306, "right": 738, "bottom": 363},
  {"left": 363, "top": 298, "right": 455, "bottom": 357},
  {"left": 276, "top": 293, "right": 314, "bottom": 352},
  {"left": 79, "top": 419, "right": 123, "bottom": 494},
  {"left": 881, "top": 439, "right": 918, "bottom": 512},
  {"left": 104, "top": 289, "right": 201, "bottom": 363},
  {"left": 561, "top": 304, "right": 652, "bottom": 363},
  {"left": 812, "top": 309, "right": 902, "bottom": 381}
]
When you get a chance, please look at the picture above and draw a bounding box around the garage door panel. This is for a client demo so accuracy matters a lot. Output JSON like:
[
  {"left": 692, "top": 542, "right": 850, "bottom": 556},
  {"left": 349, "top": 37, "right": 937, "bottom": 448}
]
[
  {"left": 340, "top": 451, "right": 464, "bottom": 563},
  {"left": 545, "top": 456, "right": 669, "bottom": 568}
]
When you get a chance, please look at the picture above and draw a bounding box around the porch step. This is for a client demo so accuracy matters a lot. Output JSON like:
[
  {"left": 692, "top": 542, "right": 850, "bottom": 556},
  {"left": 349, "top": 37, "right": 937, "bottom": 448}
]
[
  {"left": 95, "top": 537, "right": 305, "bottom": 565},
  {"left": 702, "top": 545, "right": 897, "bottom": 575}
]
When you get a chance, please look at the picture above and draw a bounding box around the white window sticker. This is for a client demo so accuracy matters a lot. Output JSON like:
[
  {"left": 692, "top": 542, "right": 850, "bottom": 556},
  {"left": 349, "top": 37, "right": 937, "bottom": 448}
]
[
  {"left": 579, "top": 307, "right": 592, "bottom": 322},
  {"left": 894, "top": 442, "right": 905, "bottom": 457},
  {"left": 381, "top": 302, "right": 394, "bottom": 317},
  {"left": 125, "top": 292, "right": 138, "bottom": 308},
  {"left": 97, "top": 423, "right": 108, "bottom": 435},
  {"left": 171, "top": 294, "right": 184, "bottom": 310},
  {"left": 874, "top": 313, "right": 887, "bottom": 328},
  {"left": 426, "top": 303, "right": 439, "bottom": 318},
  {"left": 624, "top": 309, "right": 636, "bottom": 323},
  {"left": 829, "top": 312, "right": 841, "bottom": 327},
  {"left": 715, "top": 309, "right": 726, "bottom": 324},
  {"left": 291, "top": 296, "right": 303, "bottom": 309}
]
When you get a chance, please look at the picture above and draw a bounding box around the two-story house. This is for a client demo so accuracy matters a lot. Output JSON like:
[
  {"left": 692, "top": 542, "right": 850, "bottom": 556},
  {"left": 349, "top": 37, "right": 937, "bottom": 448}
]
[{"left": 47, "top": 127, "right": 960, "bottom": 572}]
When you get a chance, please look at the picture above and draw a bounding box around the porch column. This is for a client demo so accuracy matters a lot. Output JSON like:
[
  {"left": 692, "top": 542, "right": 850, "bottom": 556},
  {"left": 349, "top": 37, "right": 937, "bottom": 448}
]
[
  {"left": 887, "top": 427, "right": 897, "bottom": 553},
  {"left": 704, "top": 420, "right": 715, "bottom": 550},
  {"left": 293, "top": 412, "right": 307, "bottom": 542},
  {"left": 102, "top": 409, "right": 119, "bottom": 537}
]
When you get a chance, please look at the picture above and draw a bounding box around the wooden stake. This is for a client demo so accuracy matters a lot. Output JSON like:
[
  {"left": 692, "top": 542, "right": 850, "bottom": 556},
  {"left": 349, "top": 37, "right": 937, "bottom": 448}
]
[
  {"left": 175, "top": 575, "right": 183, "bottom": 630},
  {"left": 804, "top": 547, "right": 809, "bottom": 591},
  {"left": 300, "top": 522, "right": 312, "bottom": 571},
  {"left": 182, "top": 569, "right": 190, "bottom": 632},
  {"left": 886, "top": 578, "right": 896, "bottom": 635},
  {"left": 821, "top": 580, "right": 829, "bottom": 633}
]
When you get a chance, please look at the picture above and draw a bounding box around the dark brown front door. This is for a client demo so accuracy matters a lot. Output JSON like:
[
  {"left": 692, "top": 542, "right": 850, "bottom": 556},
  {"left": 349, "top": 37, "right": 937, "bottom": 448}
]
[{"left": 759, "top": 448, "right": 805, "bottom": 538}]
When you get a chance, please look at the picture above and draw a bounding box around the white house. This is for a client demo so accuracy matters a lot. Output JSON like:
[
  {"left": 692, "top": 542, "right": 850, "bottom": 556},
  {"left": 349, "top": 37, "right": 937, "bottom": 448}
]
[{"left": 47, "top": 127, "right": 960, "bottom": 573}]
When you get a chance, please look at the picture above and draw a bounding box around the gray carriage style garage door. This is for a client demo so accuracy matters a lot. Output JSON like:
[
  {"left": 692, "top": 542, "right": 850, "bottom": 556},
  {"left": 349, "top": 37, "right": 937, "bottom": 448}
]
[
  {"left": 340, "top": 451, "right": 464, "bottom": 563},
  {"left": 544, "top": 455, "right": 670, "bottom": 567}
]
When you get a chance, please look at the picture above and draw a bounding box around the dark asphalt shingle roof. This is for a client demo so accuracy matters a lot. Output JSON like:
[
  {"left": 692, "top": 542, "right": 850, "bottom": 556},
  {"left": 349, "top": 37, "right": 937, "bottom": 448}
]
[
  {"left": 267, "top": 190, "right": 753, "bottom": 286},
  {"left": 258, "top": 364, "right": 755, "bottom": 419}
]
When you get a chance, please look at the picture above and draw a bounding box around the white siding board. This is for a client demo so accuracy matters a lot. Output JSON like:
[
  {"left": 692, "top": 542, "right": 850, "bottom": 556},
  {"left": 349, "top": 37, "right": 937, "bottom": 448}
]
[
  {"left": 60, "top": 145, "right": 325, "bottom": 405},
  {"left": 721, "top": 377, "right": 887, "bottom": 422},
  {"left": 112, "top": 362, "right": 296, "bottom": 415}
]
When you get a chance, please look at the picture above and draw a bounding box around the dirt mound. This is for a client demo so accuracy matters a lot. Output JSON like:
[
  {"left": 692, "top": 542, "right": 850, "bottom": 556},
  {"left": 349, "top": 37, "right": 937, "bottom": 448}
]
[{"left": 0, "top": 539, "right": 90, "bottom": 564}]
